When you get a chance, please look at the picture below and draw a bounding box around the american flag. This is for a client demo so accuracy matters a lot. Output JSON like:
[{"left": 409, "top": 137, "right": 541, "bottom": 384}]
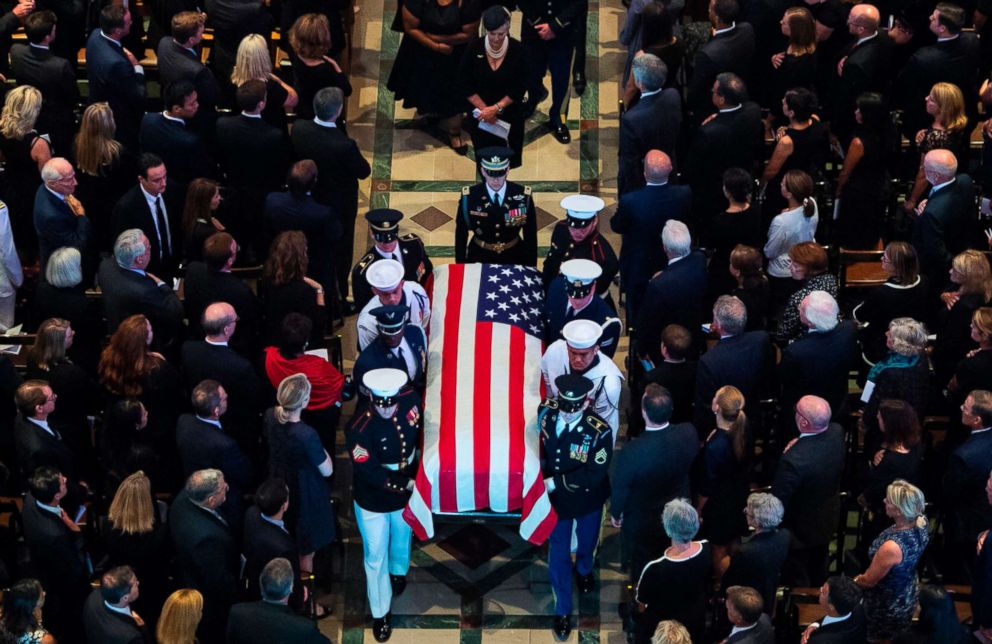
[{"left": 403, "top": 264, "right": 557, "bottom": 545}]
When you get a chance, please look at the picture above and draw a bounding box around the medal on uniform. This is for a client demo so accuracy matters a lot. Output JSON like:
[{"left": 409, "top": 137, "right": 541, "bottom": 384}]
[
  {"left": 505, "top": 206, "right": 527, "bottom": 226},
  {"left": 407, "top": 405, "right": 420, "bottom": 426}
]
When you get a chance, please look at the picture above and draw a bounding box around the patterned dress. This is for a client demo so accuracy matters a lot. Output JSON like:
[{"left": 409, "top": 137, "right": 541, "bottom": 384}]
[{"left": 864, "top": 524, "right": 929, "bottom": 640}]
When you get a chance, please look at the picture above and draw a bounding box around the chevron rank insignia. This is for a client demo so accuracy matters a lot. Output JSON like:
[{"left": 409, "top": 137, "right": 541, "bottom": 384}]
[
  {"left": 594, "top": 448, "right": 607, "bottom": 464},
  {"left": 352, "top": 444, "right": 369, "bottom": 463}
]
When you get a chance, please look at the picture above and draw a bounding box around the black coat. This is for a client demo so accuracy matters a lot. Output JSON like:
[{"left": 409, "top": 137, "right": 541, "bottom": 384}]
[
  {"left": 175, "top": 414, "right": 253, "bottom": 498},
  {"left": 944, "top": 430, "right": 992, "bottom": 546},
  {"left": 97, "top": 257, "right": 184, "bottom": 347},
  {"left": 138, "top": 113, "right": 215, "bottom": 185},
  {"left": 264, "top": 191, "right": 342, "bottom": 293},
  {"left": 84, "top": 30, "right": 146, "bottom": 147},
  {"left": 13, "top": 415, "right": 78, "bottom": 483},
  {"left": 724, "top": 613, "right": 775, "bottom": 644},
  {"left": 617, "top": 88, "right": 682, "bottom": 194},
  {"left": 894, "top": 33, "right": 980, "bottom": 136},
  {"left": 537, "top": 401, "right": 612, "bottom": 519},
  {"left": 643, "top": 361, "right": 696, "bottom": 424},
  {"left": 82, "top": 588, "right": 150, "bottom": 644},
  {"left": 226, "top": 600, "right": 331, "bottom": 644},
  {"left": 203, "top": 0, "right": 272, "bottom": 82},
  {"left": 181, "top": 340, "right": 265, "bottom": 433},
  {"left": 216, "top": 114, "right": 291, "bottom": 195},
  {"left": 290, "top": 120, "right": 371, "bottom": 220},
  {"left": 833, "top": 33, "right": 892, "bottom": 140},
  {"left": 34, "top": 185, "right": 91, "bottom": 274},
  {"left": 635, "top": 250, "right": 706, "bottom": 365},
  {"left": 686, "top": 102, "right": 763, "bottom": 215},
  {"left": 33, "top": 280, "right": 103, "bottom": 371},
  {"left": 241, "top": 506, "right": 300, "bottom": 602},
  {"left": 182, "top": 262, "right": 261, "bottom": 354},
  {"left": 155, "top": 36, "right": 221, "bottom": 116},
  {"left": 720, "top": 528, "right": 791, "bottom": 612},
  {"left": 351, "top": 237, "right": 434, "bottom": 311},
  {"left": 911, "top": 174, "right": 975, "bottom": 287},
  {"left": 779, "top": 321, "right": 860, "bottom": 416},
  {"left": 694, "top": 331, "right": 774, "bottom": 431},
  {"left": 111, "top": 184, "right": 185, "bottom": 280},
  {"left": 9, "top": 43, "right": 79, "bottom": 151},
  {"left": 806, "top": 607, "right": 868, "bottom": 643},
  {"left": 686, "top": 24, "right": 756, "bottom": 119},
  {"left": 974, "top": 530, "right": 992, "bottom": 630}
]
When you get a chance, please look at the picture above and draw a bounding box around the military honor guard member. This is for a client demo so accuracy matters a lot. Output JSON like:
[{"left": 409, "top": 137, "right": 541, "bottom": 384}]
[
  {"left": 357, "top": 259, "right": 431, "bottom": 351},
  {"left": 544, "top": 258, "right": 622, "bottom": 357},
  {"left": 350, "top": 304, "right": 427, "bottom": 406},
  {"left": 541, "top": 319, "right": 624, "bottom": 442},
  {"left": 541, "top": 195, "right": 619, "bottom": 311},
  {"left": 346, "top": 368, "right": 423, "bottom": 642},
  {"left": 352, "top": 208, "right": 433, "bottom": 311},
  {"left": 455, "top": 146, "right": 538, "bottom": 266},
  {"left": 538, "top": 373, "right": 612, "bottom": 641}
]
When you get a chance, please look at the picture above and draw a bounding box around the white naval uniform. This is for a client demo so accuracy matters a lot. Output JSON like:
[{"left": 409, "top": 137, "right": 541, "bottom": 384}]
[
  {"left": 356, "top": 281, "right": 432, "bottom": 350},
  {"left": 540, "top": 339, "right": 624, "bottom": 443}
]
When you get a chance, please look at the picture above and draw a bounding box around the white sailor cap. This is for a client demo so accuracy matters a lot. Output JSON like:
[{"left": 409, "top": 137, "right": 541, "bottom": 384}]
[
  {"left": 562, "top": 319, "right": 603, "bottom": 349},
  {"left": 363, "top": 368, "right": 408, "bottom": 401},
  {"left": 560, "top": 194, "right": 605, "bottom": 224},
  {"left": 367, "top": 259, "right": 405, "bottom": 291},
  {"left": 560, "top": 258, "right": 602, "bottom": 285}
]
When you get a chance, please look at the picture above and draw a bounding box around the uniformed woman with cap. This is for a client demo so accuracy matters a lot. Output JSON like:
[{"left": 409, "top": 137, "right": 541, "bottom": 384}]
[{"left": 455, "top": 146, "right": 537, "bottom": 266}]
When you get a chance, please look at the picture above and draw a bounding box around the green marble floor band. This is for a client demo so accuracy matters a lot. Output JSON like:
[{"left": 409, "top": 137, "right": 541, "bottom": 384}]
[{"left": 390, "top": 180, "right": 580, "bottom": 192}]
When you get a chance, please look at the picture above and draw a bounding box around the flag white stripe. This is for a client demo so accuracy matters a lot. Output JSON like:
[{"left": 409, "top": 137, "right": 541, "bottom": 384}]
[
  {"left": 487, "top": 324, "right": 511, "bottom": 511},
  {"left": 454, "top": 264, "right": 481, "bottom": 511}
]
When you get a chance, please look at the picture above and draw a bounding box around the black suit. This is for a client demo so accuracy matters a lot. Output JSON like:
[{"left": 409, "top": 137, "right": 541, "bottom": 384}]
[
  {"left": 85, "top": 29, "right": 146, "bottom": 148},
  {"left": 636, "top": 251, "right": 707, "bottom": 366},
  {"left": 291, "top": 120, "right": 371, "bottom": 300},
  {"left": 138, "top": 113, "right": 215, "bottom": 185},
  {"left": 611, "top": 183, "right": 691, "bottom": 321},
  {"left": 203, "top": 0, "right": 272, "bottom": 84},
  {"left": 911, "top": 175, "right": 975, "bottom": 289},
  {"left": 974, "top": 529, "right": 992, "bottom": 630},
  {"left": 805, "top": 608, "right": 868, "bottom": 643},
  {"left": 82, "top": 588, "right": 150, "bottom": 644},
  {"left": 771, "top": 424, "right": 845, "bottom": 586},
  {"left": 943, "top": 430, "right": 992, "bottom": 563},
  {"left": 34, "top": 185, "right": 91, "bottom": 274},
  {"left": 13, "top": 415, "right": 78, "bottom": 485},
  {"left": 97, "top": 257, "right": 184, "bottom": 348},
  {"left": 241, "top": 506, "right": 299, "bottom": 602},
  {"left": 833, "top": 33, "right": 891, "bottom": 141},
  {"left": 182, "top": 262, "right": 261, "bottom": 354},
  {"left": 894, "top": 33, "right": 980, "bottom": 137},
  {"left": 175, "top": 414, "right": 253, "bottom": 525},
  {"left": 226, "top": 600, "right": 331, "bottom": 644},
  {"left": 111, "top": 185, "right": 184, "bottom": 280},
  {"left": 263, "top": 191, "right": 342, "bottom": 296},
  {"left": 155, "top": 37, "right": 221, "bottom": 130},
  {"left": 724, "top": 614, "right": 775, "bottom": 644},
  {"left": 643, "top": 361, "right": 696, "bottom": 424},
  {"left": 720, "top": 528, "right": 791, "bottom": 613},
  {"left": 10, "top": 43, "right": 79, "bottom": 152},
  {"left": 169, "top": 489, "right": 239, "bottom": 642},
  {"left": 778, "top": 321, "right": 860, "bottom": 417},
  {"left": 686, "top": 102, "right": 763, "bottom": 218},
  {"left": 617, "top": 88, "right": 682, "bottom": 194},
  {"left": 694, "top": 331, "right": 774, "bottom": 431},
  {"left": 686, "top": 24, "right": 756, "bottom": 120},
  {"left": 181, "top": 340, "right": 264, "bottom": 432}
]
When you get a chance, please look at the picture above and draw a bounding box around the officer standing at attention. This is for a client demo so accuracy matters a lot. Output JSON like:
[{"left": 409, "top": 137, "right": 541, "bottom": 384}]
[
  {"left": 542, "top": 194, "right": 619, "bottom": 312},
  {"left": 351, "top": 208, "right": 433, "bottom": 311},
  {"left": 541, "top": 319, "right": 625, "bottom": 443},
  {"left": 544, "top": 258, "right": 622, "bottom": 357},
  {"left": 346, "top": 368, "right": 423, "bottom": 643},
  {"left": 356, "top": 259, "right": 431, "bottom": 351},
  {"left": 538, "top": 373, "right": 612, "bottom": 641},
  {"left": 455, "top": 146, "right": 537, "bottom": 266},
  {"left": 350, "top": 304, "right": 427, "bottom": 406}
]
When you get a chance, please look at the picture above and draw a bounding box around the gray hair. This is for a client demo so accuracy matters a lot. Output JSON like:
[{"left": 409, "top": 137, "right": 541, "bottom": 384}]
[
  {"left": 275, "top": 373, "right": 312, "bottom": 424},
  {"left": 45, "top": 247, "right": 82, "bottom": 287},
  {"left": 923, "top": 149, "right": 957, "bottom": 180},
  {"left": 113, "top": 229, "right": 147, "bottom": 268},
  {"left": 260, "top": 557, "right": 294, "bottom": 601},
  {"left": 185, "top": 468, "right": 225, "bottom": 504},
  {"left": 802, "top": 291, "right": 839, "bottom": 332},
  {"left": 746, "top": 492, "right": 784, "bottom": 530},
  {"left": 661, "top": 220, "right": 691, "bottom": 259},
  {"left": 662, "top": 498, "right": 700, "bottom": 544},
  {"left": 714, "top": 295, "right": 747, "bottom": 337},
  {"left": 887, "top": 317, "right": 928, "bottom": 356},
  {"left": 632, "top": 52, "right": 667, "bottom": 92},
  {"left": 314, "top": 86, "right": 344, "bottom": 122},
  {"left": 40, "top": 157, "right": 71, "bottom": 183}
]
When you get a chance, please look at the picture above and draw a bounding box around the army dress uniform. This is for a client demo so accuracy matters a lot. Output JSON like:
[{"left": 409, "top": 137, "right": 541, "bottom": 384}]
[
  {"left": 544, "top": 258, "right": 622, "bottom": 357},
  {"left": 351, "top": 304, "right": 428, "bottom": 407},
  {"left": 346, "top": 368, "right": 423, "bottom": 642},
  {"left": 356, "top": 259, "right": 431, "bottom": 351},
  {"left": 455, "top": 147, "right": 537, "bottom": 266},
  {"left": 539, "top": 374, "right": 612, "bottom": 640},
  {"left": 541, "top": 195, "right": 619, "bottom": 311},
  {"left": 352, "top": 208, "right": 433, "bottom": 311}
]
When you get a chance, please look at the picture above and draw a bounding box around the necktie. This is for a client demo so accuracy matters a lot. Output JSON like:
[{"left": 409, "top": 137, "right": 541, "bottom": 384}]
[
  {"left": 155, "top": 196, "right": 171, "bottom": 258},
  {"left": 131, "top": 611, "right": 145, "bottom": 628},
  {"left": 494, "top": 193, "right": 501, "bottom": 207},
  {"left": 65, "top": 194, "right": 85, "bottom": 216},
  {"left": 60, "top": 508, "right": 81, "bottom": 533},
  {"left": 565, "top": 307, "right": 576, "bottom": 321}
]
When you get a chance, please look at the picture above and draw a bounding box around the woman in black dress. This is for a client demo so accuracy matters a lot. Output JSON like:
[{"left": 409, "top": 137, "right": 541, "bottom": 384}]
[
  {"left": 260, "top": 231, "right": 327, "bottom": 347},
  {"left": 460, "top": 6, "right": 526, "bottom": 166},
  {"left": 859, "top": 399, "right": 922, "bottom": 542},
  {"left": 768, "top": 7, "right": 817, "bottom": 118},
  {"left": 229, "top": 33, "right": 299, "bottom": 132},
  {"left": 621, "top": 2, "right": 683, "bottom": 107},
  {"left": 729, "top": 245, "right": 771, "bottom": 332},
  {"left": 32, "top": 247, "right": 103, "bottom": 372},
  {"left": 288, "top": 14, "right": 352, "bottom": 124},
  {"left": 836, "top": 92, "right": 890, "bottom": 249},
  {"left": 694, "top": 385, "right": 750, "bottom": 569},
  {"left": 181, "top": 178, "right": 224, "bottom": 264},
  {"left": 100, "top": 399, "right": 164, "bottom": 495},
  {"left": 388, "top": 0, "right": 480, "bottom": 152},
  {"left": 708, "top": 168, "right": 762, "bottom": 303},
  {"left": 934, "top": 250, "right": 992, "bottom": 386},
  {"left": 903, "top": 82, "right": 969, "bottom": 215},
  {"left": 948, "top": 308, "right": 992, "bottom": 408}
]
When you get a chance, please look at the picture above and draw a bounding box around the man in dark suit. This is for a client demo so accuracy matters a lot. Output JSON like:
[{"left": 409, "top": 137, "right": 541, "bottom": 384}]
[
  {"left": 693, "top": 295, "right": 775, "bottom": 431},
  {"left": 612, "top": 151, "right": 691, "bottom": 322},
  {"left": 139, "top": 81, "right": 214, "bottom": 188},
  {"left": 156, "top": 11, "right": 220, "bottom": 136},
  {"left": 242, "top": 479, "right": 300, "bottom": 603},
  {"left": 686, "top": 0, "right": 755, "bottom": 121},
  {"left": 203, "top": 0, "right": 272, "bottom": 86},
  {"left": 82, "top": 566, "right": 151, "bottom": 644},
  {"left": 182, "top": 233, "right": 260, "bottom": 352},
  {"left": 111, "top": 154, "right": 184, "bottom": 281},
  {"left": 0, "top": 0, "right": 37, "bottom": 76},
  {"left": 13, "top": 381, "right": 82, "bottom": 502},
  {"left": 227, "top": 558, "right": 331, "bottom": 644},
  {"left": 170, "top": 469, "right": 240, "bottom": 642},
  {"left": 802, "top": 576, "right": 867, "bottom": 643},
  {"left": 722, "top": 585, "right": 775, "bottom": 644},
  {"left": 98, "top": 229, "right": 184, "bottom": 347},
  {"left": 617, "top": 53, "right": 682, "bottom": 194},
  {"left": 943, "top": 390, "right": 992, "bottom": 582},
  {"left": 641, "top": 324, "right": 696, "bottom": 426},
  {"left": 34, "top": 158, "right": 91, "bottom": 275},
  {"left": 972, "top": 471, "right": 992, "bottom": 635},
  {"left": 217, "top": 80, "right": 292, "bottom": 258},
  {"left": 832, "top": 4, "right": 891, "bottom": 141},
  {"left": 911, "top": 149, "right": 974, "bottom": 289},
  {"left": 610, "top": 384, "right": 699, "bottom": 583},
  {"left": 778, "top": 291, "right": 859, "bottom": 417},
  {"left": 291, "top": 87, "right": 371, "bottom": 307},
  {"left": 264, "top": 160, "right": 342, "bottom": 296},
  {"left": 686, "top": 73, "right": 763, "bottom": 221},
  {"left": 772, "top": 396, "right": 845, "bottom": 587},
  {"left": 636, "top": 220, "right": 706, "bottom": 368},
  {"left": 10, "top": 11, "right": 79, "bottom": 153},
  {"left": 85, "top": 4, "right": 146, "bottom": 148},
  {"left": 21, "top": 467, "right": 89, "bottom": 642}
]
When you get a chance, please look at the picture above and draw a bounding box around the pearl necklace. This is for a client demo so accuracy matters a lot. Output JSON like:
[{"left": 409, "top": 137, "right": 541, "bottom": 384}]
[{"left": 485, "top": 33, "right": 508, "bottom": 60}]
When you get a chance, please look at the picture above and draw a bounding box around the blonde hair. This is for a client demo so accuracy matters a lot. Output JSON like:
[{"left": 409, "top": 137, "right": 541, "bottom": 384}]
[
  {"left": 275, "top": 373, "right": 311, "bottom": 424},
  {"left": 973, "top": 307, "right": 992, "bottom": 339},
  {"left": 0, "top": 85, "right": 42, "bottom": 140},
  {"left": 289, "top": 13, "right": 331, "bottom": 59},
  {"left": 930, "top": 82, "right": 968, "bottom": 133},
  {"left": 108, "top": 471, "right": 154, "bottom": 534},
  {"left": 74, "top": 102, "right": 121, "bottom": 176},
  {"left": 156, "top": 589, "right": 203, "bottom": 644},
  {"left": 715, "top": 385, "right": 748, "bottom": 461},
  {"left": 886, "top": 479, "right": 927, "bottom": 528},
  {"left": 651, "top": 620, "right": 693, "bottom": 644},
  {"left": 30, "top": 318, "right": 70, "bottom": 371},
  {"left": 231, "top": 33, "right": 273, "bottom": 86},
  {"left": 953, "top": 250, "right": 992, "bottom": 301}
]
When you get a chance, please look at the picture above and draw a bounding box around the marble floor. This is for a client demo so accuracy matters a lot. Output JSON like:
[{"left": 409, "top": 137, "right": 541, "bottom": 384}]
[{"left": 317, "top": 0, "right": 631, "bottom": 641}]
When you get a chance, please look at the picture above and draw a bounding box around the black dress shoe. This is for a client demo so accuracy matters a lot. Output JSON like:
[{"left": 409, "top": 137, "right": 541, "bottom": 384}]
[
  {"left": 550, "top": 123, "right": 571, "bottom": 144},
  {"left": 576, "top": 571, "right": 595, "bottom": 593},
  {"left": 573, "top": 71, "right": 586, "bottom": 96},
  {"left": 373, "top": 614, "right": 392, "bottom": 642},
  {"left": 553, "top": 615, "right": 571, "bottom": 641},
  {"left": 390, "top": 574, "right": 407, "bottom": 596},
  {"left": 522, "top": 87, "right": 549, "bottom": 119},
  {"left": 341, "top": 300, "right": 358, "bottom": 316}
]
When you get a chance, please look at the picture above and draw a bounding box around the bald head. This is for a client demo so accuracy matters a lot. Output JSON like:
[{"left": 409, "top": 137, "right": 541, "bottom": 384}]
[
  {"left": 796, "top": 395, "right": 832, "bottom": 433},
  {"left": 849, "top": 4, "right": 880, "bottom": 34},
  {"left": 923, "top": 149, "right": 958, "bottom": 183},
  {"left": 202, "top": 302, "right": 237, "bottom": 340},
  {"left": 644, "top": 150, "right": 673, "bottom": 184}
]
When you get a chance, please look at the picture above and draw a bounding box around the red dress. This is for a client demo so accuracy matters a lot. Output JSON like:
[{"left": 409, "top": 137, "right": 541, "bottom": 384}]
[{"left": 263, "top": 347, "right": 344, "bottom": 410}]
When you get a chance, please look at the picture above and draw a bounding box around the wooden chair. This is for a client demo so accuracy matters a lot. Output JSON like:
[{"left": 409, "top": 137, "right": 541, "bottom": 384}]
[
  {"left": 0, "top": 333, "right": 37, "bottom": 373},
  {"left": 837, "top": 248, "right": 887, "bottom": 290},
  {"left": 946, "top": 584, "right": 974, "bottom": 625}
]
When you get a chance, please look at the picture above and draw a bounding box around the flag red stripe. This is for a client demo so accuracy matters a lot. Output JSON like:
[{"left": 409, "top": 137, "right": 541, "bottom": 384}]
[
  {"left": 507, "top": 326, "right": 525, "bottom": 507},
  {"left": 472, "top": 322, "right": 493, "bottom": 510},
  {"left": 437, "top": 264, "right": 464, "bottom": 513},
  {"left": 526, "top": 509, "right": 558, "bottom": 545}
]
